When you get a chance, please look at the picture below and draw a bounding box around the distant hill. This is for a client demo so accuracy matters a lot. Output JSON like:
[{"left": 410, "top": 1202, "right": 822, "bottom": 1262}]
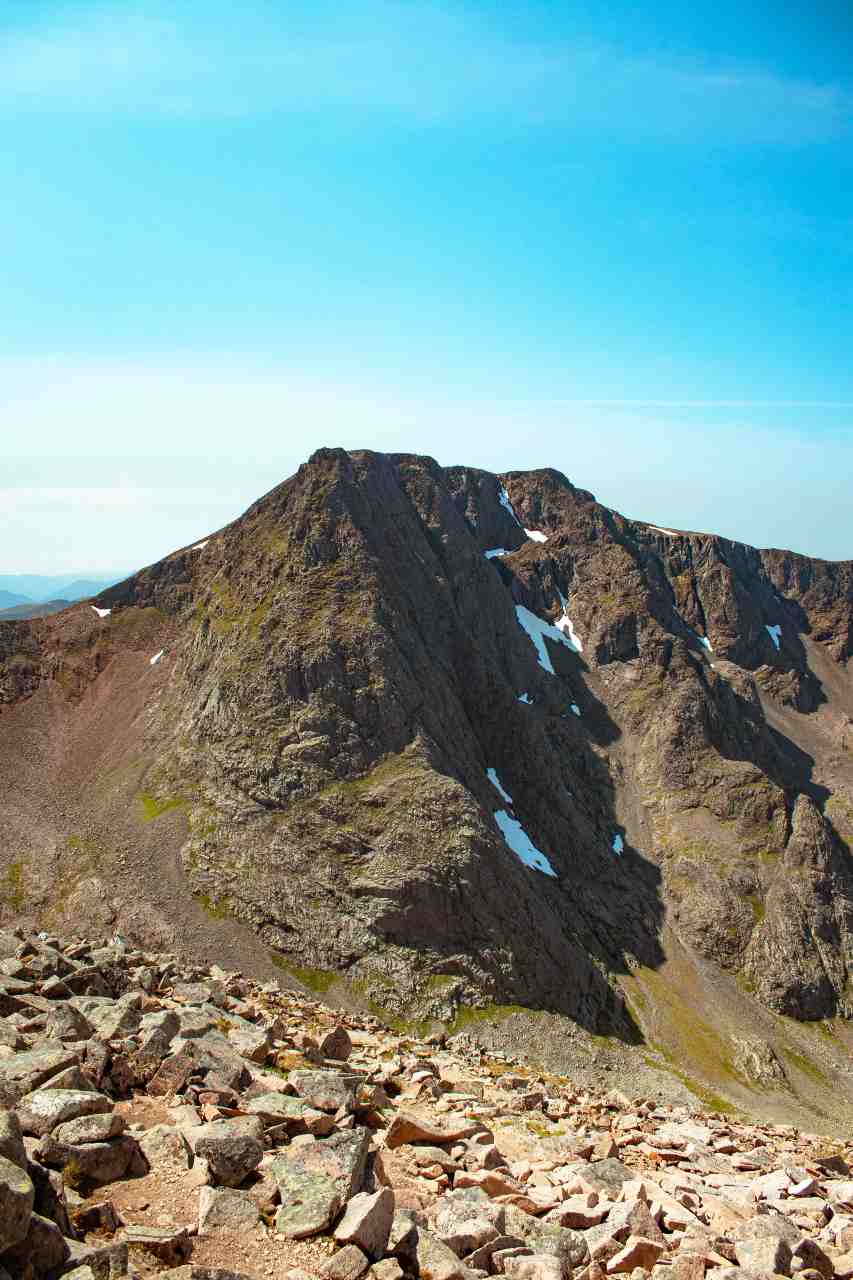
[
  {"left": 0, "top": 598, "right": 70, "bottom": 620},
  {"left": 58, "top": 578, "right": 121, "bottom": 601},
  {"left": 0, "top": 590, "right": 31, "bottom": 609},
  {"left": 0, "top": 574, "right": 124, "bottom": 603}
]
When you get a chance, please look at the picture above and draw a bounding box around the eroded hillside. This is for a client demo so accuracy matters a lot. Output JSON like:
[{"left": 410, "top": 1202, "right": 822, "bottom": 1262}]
[{"left": 2, "top": 448, "right": 852, "bottom": 1122}]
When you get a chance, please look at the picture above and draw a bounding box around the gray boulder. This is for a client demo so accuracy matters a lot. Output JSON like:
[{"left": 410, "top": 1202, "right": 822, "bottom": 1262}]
[{"left": 0, "top": 1151, "right": 34, "bottom": 1252}]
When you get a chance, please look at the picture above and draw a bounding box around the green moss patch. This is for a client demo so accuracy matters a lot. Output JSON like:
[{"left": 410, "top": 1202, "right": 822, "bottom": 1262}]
[
  {"left": 270, "top": 954, "right": 338, "bottom": 995},
  {"left": 1, "top": 861, "right": 25, "bottom": 912},
  {"left": 138, "top": 792, "right": 186, "bottom": 822},
  {"left": 448, "top": 1002, "right": 528, "bottom": 1035},
  {"left": 197, "top": 893, "right": 232, "bottom": 920},
  {"left": 780, "top": 1045, "right": 831, "bottom": 1088}
]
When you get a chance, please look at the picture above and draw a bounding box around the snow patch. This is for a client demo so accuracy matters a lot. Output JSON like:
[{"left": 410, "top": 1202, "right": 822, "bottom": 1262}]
[
  {"left": 149, "top": 650, "right": 164, "bottom": 666},
  {"left": 524, "top": 528, "right": 548, "bottom": 543},
  {"left": 498, "top": 484, "right": 522, "bottom": 526},
  {"left": 570, "top": 703, "right": 581, "bottom": 717},
  {"left": 554, "top": 591, "right": 583, "bottom": 653},
  {"left": 699, "top": 635, "right": 713, "bottom": 653},
  {"left": 486, "top": 768, "right": 513, "bottom": 804},
  {"left": 766, "top": 623, "right": 782, "bottom": 650},
  {"left": 515, "top": 605, "right": 581, "bottom": 674},
  {"left": 611, "top": 833, "right": 624, "bottom": 856},
  {"left": 192, "top": 540, "right": 209, "bottom": 550},
  {"left": 484, "top": 548, "right": 510, "bottom": 559},
  {"left": 90, "top": 606, "right": 111, "bottom": 618},
  {"left": 494, "top": 810, "right": 557, "bottom": 877},
  {"left": 517, "top": 692, "right": 532, "bottom": 704},
  {"left": 556, "top": 615, "right": 583, "bottom": 652},
  {"left": 649, "top": 525, "right": 677, "bottom": 537}
]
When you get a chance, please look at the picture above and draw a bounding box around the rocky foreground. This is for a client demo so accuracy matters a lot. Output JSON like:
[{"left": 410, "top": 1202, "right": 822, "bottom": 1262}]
[{"left": 2, "top": 930, "right": 853, "bottom": 1280}]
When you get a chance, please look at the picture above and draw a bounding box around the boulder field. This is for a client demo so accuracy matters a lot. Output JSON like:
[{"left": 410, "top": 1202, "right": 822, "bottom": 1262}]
[{"left": 2, "top": 928, "right": 853, "bottom": 1280}]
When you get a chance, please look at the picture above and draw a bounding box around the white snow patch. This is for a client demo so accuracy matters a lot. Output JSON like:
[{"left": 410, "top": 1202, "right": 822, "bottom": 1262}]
[
  {"left": 570, "top": 703, "right": 581, "bottom": 717},
  {"left": 518, "top": 692, "right": 532, "bottom": 704},
  {"left": 612, "top": 833, "right": 624, "bottom": 856},
  {"left": 524, "top": 528, "right": 548, "bottom": 543},
  {"left": 699, "top": 635, "right": 713, "bottom": 653},
  {"left": 486, "top": 768, "right": 513, "bottom": 804},
  {"left": 766, "top": 623, "right": 782, "bottom": 650},
  {"left": 484, "top": 548, "right": 510, "bottom": 559},
  {"left": 649, "top": 525, "right": 677, "bottom": 537},
  {"left": 90, "top": 606, "right": 111, "bottom": 618},
  {"left": 556, "top": 614, "right": 583, "bottom": 652},
  {"left": 498, "top": 484, "right": 522, "bottom": 526},
  {"left": 554, "top": 591, "right": 583, "bottom": 653},
  {"left": 149, "top": 649, "right": 164, "bottom": 666},
  {"left": 515, "top": 605, "right": 581, "bottom": 674},
  {"left": 494, "top": 809, "right": 557, "bottom": 877},
  {"left": 192, "top": 540, "right": 209, "bottom": 550}
]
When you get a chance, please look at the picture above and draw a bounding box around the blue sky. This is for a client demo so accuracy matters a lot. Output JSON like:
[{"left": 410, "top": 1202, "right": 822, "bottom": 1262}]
[{"left": 2, "top": 0, "right": 852, "bottom": 571}]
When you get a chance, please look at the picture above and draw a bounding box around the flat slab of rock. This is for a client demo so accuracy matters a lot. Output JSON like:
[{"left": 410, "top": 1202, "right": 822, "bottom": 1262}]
[
  {"left": 274, "top": 1127, "right": 371, "bottom": 1201},
  {"left": 334, "top": 1187, "right": 395, "bottom": 1257},
  {"left": 385, "top": 1111, "right": 480, "bottom": 1150},
  {"left": 53, "top": 1110, "right": 124, "bottom": 1145},
  {"left": 504, "top": 1255, "right": 567, "bottom": 1280},
  {"left": 289, "top": 1070, "right": 359, "bottom": 1113},
  {"left": 606, "top": 1235, "right": 666, "bottom": 1273},
  {"left": 36, "top": 1134, "right": 139, "bottom": 1185},
  {"left": 274, "top": 1164, "right": 343, "bottom": 1238},
  {"left": 243, "top": 1092, "right": 333, "bottom": 1134},
  {"left": 0, "top": 1047, "right": 78, "bottom": 1107},
  {"left": 199, "top": 1186, "right": 261, "bottom": 1234},
  {"left": 17, "top": 1087, "right": 112, "bottom": 1137},
  {"left": 125, "top": 1223, "right": 193, "bottom": 1266},
  {"left": 320, "top": 1244, "right": 370, "bottom": 1280}
]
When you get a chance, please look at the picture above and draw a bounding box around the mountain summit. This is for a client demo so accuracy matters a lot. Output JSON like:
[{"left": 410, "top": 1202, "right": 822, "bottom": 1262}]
[{"left": 2, "top": 448, "right": 852, "bottom": 1119}]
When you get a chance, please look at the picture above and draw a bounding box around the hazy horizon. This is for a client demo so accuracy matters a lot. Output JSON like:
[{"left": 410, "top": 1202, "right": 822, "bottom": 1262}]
[{"left": 2, "top": 2, "right": 851, "bottom": 570}]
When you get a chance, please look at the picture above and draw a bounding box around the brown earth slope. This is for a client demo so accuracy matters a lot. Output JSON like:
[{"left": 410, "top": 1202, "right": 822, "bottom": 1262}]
[{"left": 2, "top": 448, "right": 853, "bottom": 1123}]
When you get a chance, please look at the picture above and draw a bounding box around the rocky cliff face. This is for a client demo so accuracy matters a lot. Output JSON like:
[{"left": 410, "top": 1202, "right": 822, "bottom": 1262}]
[{"left": 2, "top": 449, "right": 853, "bottom": 1114}]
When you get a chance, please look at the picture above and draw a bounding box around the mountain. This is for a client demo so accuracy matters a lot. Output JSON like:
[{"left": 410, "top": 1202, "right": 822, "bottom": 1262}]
[
  {"left": 56, "top": 578, "right": 124, "bottom": 602},
  {"left": 0, "top": 574, "right": 123, "bottom": 604},
  {"left": 0, "top": 598, "right": 71, "bottom": 620},
  {"left": 0, "top": 590, "right": 31, "bottom": 609},
  {"left": 1, "top": 447, "right": 852, "bottom": 1123}
]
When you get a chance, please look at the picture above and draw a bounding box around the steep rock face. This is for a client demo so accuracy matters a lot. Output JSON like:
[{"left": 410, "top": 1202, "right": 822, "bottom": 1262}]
[{"left": 1, "top": 448, "right": 852, "bottom": 1050}]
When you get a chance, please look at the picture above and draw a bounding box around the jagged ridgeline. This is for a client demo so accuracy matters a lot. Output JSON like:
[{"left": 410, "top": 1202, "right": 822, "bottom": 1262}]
[{"left": 1, "top": 449, "right": 853, "bottom": 1114}]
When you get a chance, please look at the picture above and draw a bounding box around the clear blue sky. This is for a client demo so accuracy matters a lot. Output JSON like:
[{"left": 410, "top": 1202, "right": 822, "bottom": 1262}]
[{"left": 2, "top": 0, "right": 852, "bottom": 571}]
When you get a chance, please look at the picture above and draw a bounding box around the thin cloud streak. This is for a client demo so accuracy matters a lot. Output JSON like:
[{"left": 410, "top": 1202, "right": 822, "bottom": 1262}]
[{"left": 0, "top": 2, "right": 849, "bottom": 144}]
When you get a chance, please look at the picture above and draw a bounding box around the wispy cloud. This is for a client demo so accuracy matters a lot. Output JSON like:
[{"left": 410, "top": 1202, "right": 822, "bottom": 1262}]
[{"left": 0, "top": 1, "right": 848, "bottom": 144}]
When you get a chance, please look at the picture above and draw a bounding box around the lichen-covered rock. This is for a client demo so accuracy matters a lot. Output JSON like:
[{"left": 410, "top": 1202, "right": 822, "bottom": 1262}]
[
  {"left": 189, "top": 1117, "right": 264, "bottom": 1188},
  {"left": 0, "top": 1151, "right": 34, "bottom": 1252},
  {"left": 17, "top": 1087, "right": 112, "bottom": 1137},
  {"left": 274, "top": 1165, "right": 342, "bottom": 1238}
]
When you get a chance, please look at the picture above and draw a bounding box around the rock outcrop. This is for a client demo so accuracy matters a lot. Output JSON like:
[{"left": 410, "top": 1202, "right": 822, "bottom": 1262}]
[{"left": 1, "top": 449, "right": 852, "bottom": 1104}]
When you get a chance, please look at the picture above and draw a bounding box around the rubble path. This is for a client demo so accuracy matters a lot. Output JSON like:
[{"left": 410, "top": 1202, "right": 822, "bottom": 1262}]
[{"left": 1, "top": 926, "right": 852, "bottom": 1280}]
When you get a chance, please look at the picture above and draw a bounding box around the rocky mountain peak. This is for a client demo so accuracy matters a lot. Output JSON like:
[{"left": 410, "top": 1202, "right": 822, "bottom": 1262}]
[{"left": 1, "top": 449, "right": 852, "bottom": 1123}]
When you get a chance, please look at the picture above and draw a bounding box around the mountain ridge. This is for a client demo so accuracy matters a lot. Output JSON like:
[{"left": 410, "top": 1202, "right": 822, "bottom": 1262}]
[{"left": 1, "top": 447, "right": 852, "bottom": 1123}]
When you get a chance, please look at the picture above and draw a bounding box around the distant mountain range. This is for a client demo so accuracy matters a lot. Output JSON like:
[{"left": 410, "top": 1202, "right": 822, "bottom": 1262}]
[
  {"left": 0, "top": 574, "right": 124, "bottom": 607},
  {"left": 0, "top": 599, "right": 72, "bottom": 621}
]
